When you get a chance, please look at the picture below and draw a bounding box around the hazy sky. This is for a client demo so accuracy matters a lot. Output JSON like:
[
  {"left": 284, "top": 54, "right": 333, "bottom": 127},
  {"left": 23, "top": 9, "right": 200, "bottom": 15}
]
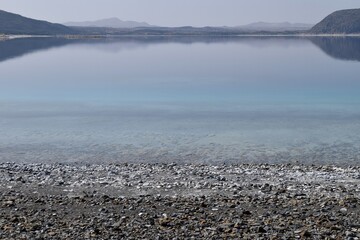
[{"left": 0, "top": 0, "right": 359, "bottom": 26}]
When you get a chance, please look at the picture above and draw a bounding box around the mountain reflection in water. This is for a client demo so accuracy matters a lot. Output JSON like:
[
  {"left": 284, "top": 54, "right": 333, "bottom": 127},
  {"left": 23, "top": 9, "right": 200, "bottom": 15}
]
[
  {"left": 0, "top": 35, "right": 360, "bottom": 165},
  {"left": 1, "top": 36, "right": 360, "bottom": 63}
]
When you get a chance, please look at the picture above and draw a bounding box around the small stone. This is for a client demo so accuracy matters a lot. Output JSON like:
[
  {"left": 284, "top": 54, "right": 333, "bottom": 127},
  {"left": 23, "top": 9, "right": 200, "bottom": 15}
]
[
  {"left": 340, "top": 208, "right": 348, "bottom": 214},
  {"left": 242, "top": 210, "right": 251, "bottom": 215},
  {"left": 301, "top": 230, "right": 312, "bottom": 238},
  {"left": 48, "top": 232, "right": 57, "bottom": 236},
  {"left": 3, "top": 200, "right": 15, "bottom": 207},
  {"left": 159, "top": 217, "right": 171, "bottom": 227},
  {"left": 257, "top": 226, "right": 267, "bottom": 233},
  {"left": 30, "top": 224, "right": 42, "bottom": 231},
  {"left": 346, "top": 231, "right": 356, "bottom": 237}
]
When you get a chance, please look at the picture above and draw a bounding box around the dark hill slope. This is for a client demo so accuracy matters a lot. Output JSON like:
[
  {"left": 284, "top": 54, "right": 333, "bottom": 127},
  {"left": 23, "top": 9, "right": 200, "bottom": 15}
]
[
  {"left": 0, "top": 10, "right": 76, "bottom": 35},
  {"left": 310, "top": 9, "right": 360, "bottom": 34}
]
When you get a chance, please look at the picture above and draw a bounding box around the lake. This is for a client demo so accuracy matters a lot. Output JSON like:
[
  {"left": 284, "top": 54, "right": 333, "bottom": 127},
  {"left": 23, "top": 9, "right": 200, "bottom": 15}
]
[{"left": 0, "top": 36, "right": 360, "bottom": 164}]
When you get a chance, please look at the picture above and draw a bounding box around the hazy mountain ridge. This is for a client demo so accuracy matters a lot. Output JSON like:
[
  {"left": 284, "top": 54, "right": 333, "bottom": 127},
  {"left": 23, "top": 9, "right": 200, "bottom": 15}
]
[
  {"left": 310, "top": 9, "right": 360, "bottom": 34},
  {"left": 0, "top": 10, "right": 75, "bottom": 35},
  {"left": 64, "top": 18, "right": 155, "bottom": 28},
  {"left": 65, "top": 18, "right": 313, "bottom": 31},
  {"left": 0, "top": 9, "right": 308, "bottom": 35},
  {"left": 0, "top": 8, "right": 359, "bottom": 36}
]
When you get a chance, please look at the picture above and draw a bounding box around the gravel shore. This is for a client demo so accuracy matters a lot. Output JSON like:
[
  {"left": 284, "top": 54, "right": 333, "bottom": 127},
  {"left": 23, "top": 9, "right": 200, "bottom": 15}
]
[{"left": 0, "top": 163, "right": 359, "bottom": 239}]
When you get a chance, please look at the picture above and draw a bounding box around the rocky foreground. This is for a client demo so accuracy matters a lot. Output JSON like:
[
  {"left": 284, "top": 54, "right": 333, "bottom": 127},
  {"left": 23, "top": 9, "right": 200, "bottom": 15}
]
[{"left": 0, "top": 163, "right": 359, "bottom": 239}]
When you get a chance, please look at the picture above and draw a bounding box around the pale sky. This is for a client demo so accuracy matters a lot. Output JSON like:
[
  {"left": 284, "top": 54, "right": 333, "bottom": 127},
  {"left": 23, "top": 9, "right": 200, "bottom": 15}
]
[{"left": 0, "top": 0, "right": 359, "bottom": 27}]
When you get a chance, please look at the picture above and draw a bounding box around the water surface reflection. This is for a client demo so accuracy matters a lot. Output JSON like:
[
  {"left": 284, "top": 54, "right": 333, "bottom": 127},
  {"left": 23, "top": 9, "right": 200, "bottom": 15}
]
[{"left": 0, "top": 36, "right": 359, "bottom": 164}]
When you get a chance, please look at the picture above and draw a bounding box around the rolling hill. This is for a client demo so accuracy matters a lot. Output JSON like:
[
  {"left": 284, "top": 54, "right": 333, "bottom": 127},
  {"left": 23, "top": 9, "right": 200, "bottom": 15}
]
[
  {"left": 310, "top": 9, "right": 360, "bottom": 34},
  {"left": 0, "top": 9, "right": 76, "bottom": 35}
]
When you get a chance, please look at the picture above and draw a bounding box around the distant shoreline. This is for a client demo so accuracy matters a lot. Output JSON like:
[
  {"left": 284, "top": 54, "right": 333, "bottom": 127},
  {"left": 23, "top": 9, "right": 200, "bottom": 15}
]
[{"left": 1, "top": 33, "right": 360, "bottom": 40}]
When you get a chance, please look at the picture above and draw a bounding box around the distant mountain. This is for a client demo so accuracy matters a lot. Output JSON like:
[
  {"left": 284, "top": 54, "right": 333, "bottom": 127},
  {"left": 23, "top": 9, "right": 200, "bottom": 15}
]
[
  {"left": 64, "top": 18, "right": 154, "bottom": 28},
  {"left": 10, "top": 7, "right": 360, "bottom": 36},
  {"left": 310, "top": 9, "right": 360, "bottom": 34},
  {"left": 0, "top": 9, "right": 75, "bottom": 35},
  {"left": 233, "top": 22, "right": 313, "bottom": 32}
]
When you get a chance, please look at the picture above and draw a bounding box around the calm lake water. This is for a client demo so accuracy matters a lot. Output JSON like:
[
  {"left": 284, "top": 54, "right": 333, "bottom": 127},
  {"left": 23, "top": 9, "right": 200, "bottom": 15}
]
[{"left": 0, "top": 36, "right": 360, "bottom": 164}]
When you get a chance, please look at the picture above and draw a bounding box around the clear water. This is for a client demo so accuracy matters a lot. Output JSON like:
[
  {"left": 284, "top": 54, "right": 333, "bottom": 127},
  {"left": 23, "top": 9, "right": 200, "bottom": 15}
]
[{"left": 0, "top": 36, "right": 360, "bottom": 164}]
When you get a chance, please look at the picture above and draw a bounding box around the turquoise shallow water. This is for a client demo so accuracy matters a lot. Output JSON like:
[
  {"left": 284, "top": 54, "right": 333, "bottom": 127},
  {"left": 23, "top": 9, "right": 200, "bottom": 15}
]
[{"left": 0, "top": 36, "right": 359, "bottom": 164}]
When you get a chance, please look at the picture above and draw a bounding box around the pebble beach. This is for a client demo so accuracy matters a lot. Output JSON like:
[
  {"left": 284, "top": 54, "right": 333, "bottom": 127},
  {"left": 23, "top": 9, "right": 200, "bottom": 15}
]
[{"left": 0, "top": 163, "right": 359, "bottom": 239}]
